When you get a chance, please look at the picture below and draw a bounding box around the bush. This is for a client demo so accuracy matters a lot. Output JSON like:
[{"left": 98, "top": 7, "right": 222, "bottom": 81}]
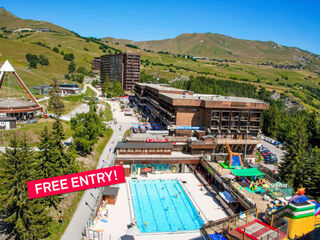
[
  {"left": 25, "top": 53, "right": 39, "bottom": 68},
  {"left": 68, "top": 61, "right": 76, "bottom": 73},
  {"left": 125, "top": 44, "right": 139, "bottom": 49},
  {"left": 64, "top": 53, "right": 74, "bottom": 61},
  {"left": 71, "top": 110, "right": 105, "bottom": 155},
  {"left": 39, "top": 55, "right": 49, "bottom": 66},
  {"left": 77, "top": 66, "right": 88, "bottom": 75}
]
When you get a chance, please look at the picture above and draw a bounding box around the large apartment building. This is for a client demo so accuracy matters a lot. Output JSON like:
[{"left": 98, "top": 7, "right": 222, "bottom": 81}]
[
  {"left": 134, "top": 83, "right": 269, "bottom": 158},
  {"left": 100, "top": 52, "right": 140, "bottom": 91}
]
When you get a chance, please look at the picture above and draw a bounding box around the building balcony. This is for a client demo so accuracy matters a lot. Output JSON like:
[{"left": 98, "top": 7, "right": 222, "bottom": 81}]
[
  {"left": 250, "top": 117, "right": 261, "bottom": 121},
  {"left": 211, "top": 116, "right": 220, "bottom": 120},
  {"left": 211, "top": 118, "right": 220, "bottom": 123},
  {"left": 231, "top": 117, "right": 240, "bottom": 121}
]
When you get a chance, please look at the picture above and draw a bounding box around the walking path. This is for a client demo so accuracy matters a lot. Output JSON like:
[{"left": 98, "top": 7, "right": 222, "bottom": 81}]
[{"left": 61, "top": 89, "right": 137, "bottom": 240}]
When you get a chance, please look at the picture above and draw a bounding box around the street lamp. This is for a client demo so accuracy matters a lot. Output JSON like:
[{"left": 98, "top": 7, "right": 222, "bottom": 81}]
[
  {"left": 243, "top": 118, "right": 249, "bottom": 162},
  {"left": 85, "top": 201, "right": 93, "bottom": 211}
]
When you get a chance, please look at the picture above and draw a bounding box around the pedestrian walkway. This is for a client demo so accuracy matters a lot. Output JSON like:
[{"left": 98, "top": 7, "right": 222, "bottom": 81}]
[{"left": 61, "top": 89, "right": 137, "bottom": 240}]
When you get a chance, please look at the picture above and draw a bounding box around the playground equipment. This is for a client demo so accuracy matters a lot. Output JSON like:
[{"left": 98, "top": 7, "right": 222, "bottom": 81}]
[
  {"left": 266, "top": 199, "right": 286, "bottom": 214},
  {"left": 265, "top": 187, "right": 320, "bottom": 239},
  {"left": 225, "top": 209, "right": 288, "bottom": 240},
  {"left": 249, "top": 181, "right": 258, "bottom": 192},
  {"left": 223, "top": 143, "right": 243, "bottom": 168}
]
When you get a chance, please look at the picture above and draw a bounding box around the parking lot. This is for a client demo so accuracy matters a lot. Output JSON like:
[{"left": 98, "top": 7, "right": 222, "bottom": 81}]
[{"left": 259, "top": 140, "right": 286, "bottom": 172}]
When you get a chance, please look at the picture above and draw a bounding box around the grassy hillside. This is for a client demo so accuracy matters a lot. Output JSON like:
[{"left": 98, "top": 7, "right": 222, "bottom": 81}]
[
  {"left": 0, "top": 7, "right": 73, "bottom": 35},
  {"left": 102, "top": 41, "right": 320, "bottom": 111},
  {"left": 0, "top": 8, "right": 319, "bottom": 111},
  {"left": 0, "top": 32, "right": 107, "bottom": 88},
  {"left": 106, "top": 33, "right": 320, "bottom": 72}
]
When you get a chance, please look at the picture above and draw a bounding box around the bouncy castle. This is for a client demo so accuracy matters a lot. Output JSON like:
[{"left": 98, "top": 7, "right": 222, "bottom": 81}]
[{"left": 265, "top": 188, "right": 320, "bottom": 239}]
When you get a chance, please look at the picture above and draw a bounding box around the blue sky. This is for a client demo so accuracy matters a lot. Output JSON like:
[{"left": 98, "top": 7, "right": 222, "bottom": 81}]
[{"left": 1, "top": 0, "right": 320, "bottom": 54}]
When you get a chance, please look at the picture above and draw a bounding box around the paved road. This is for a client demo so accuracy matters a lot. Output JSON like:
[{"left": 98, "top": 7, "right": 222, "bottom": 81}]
[
  {"left": 61, "top": 92, "right": 137, "bottom": 240},
  {"left": 259, "top": 140, "right": 286, "bottom": 172}
]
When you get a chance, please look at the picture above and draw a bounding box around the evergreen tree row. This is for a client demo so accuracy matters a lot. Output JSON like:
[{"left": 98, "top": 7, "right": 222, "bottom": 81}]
[{"left": 0, "top": 118, "right": 78, "bottom": 239}]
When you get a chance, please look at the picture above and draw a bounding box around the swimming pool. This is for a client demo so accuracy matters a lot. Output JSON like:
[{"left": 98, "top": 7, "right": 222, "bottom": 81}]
[{"left": 130, "top": 179, "right": 204, "bottom": 233}]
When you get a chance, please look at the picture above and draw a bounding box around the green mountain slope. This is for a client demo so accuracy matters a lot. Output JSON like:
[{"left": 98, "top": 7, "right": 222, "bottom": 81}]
[
  {"left": 0, "top": 8, "right": 116, "bottom": 87},
  {"left": 0, "top": 8, "right": 319, "bottom": 111},
  {"left": 0, "top": 7, "right": 73, "bottom": 35},
  {"left": 109, "top": 33, "right": 320, "bottom": 71}
]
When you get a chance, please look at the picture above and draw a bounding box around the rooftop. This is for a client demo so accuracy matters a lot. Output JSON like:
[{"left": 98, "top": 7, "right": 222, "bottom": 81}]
[
  {"left": 0, "top": 99, "right": 37, "bottom": 108},
  {"left": 136, "top": 83, "right": 186, "bottom": 93},
  {"left": 116, "top": 141, "right": 173, "bottom": 149},
  {"left": 160, "top": 92, "right": 266, "bottom": 104}
]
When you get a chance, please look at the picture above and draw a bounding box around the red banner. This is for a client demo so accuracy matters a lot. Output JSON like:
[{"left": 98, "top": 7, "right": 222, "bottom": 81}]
[
  {"left": 146, "top": 139, "right": 168, "bottom": 142},
  {"left": 27, "top": 165, "right": 125, "bottom": 199}
]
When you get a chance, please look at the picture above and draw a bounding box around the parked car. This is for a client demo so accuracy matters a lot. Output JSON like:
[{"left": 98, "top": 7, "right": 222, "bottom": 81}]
[
  {"left": 262, "top": 151, "right": 272, "bottom": 156},
  {"left": 259, "top": 148, "right": 270, "bottom": 153},
  {"left": 264, "top": 153, "right": 278, "bottom": 164},
  {"left": 259, "top": 146, "right": 269, "bottom": 152}
]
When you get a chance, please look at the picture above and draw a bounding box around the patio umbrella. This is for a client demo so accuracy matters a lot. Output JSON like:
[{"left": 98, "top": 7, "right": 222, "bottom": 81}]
[{"left": 142, "top": 167, "right": 152, "bottom": 172}]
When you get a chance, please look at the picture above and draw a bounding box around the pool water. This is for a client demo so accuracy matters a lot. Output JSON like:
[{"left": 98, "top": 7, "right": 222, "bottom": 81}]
[{"left": 130, "top": 179, "right": 204, "bottom": 233}]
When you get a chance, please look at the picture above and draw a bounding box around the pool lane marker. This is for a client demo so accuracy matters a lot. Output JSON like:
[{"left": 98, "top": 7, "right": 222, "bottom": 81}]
[
  {"left": 153, "top": 183, "right": 173, "bottom": 231},
  {"left": 164, "top": 183, "right": 186, "bottom": 230},
  {"left": 175, "top": 183, "right": 201, "bottom": 228},
  {"left": 144, "top": 183, "right": 160, "bottom": 231},
  {"left": 132, "top": 183, "right": 145, "bottom": 231}
]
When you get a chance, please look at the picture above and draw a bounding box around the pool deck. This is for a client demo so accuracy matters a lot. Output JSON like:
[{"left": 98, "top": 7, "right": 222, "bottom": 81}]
[{"left": 93, "top": 173, "right": 228, "bottom": 240}]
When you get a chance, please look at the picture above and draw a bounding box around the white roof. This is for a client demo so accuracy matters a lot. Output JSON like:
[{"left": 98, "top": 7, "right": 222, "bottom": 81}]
[{"left": 0, "top": 60, "right": 15, "bottom": 72}]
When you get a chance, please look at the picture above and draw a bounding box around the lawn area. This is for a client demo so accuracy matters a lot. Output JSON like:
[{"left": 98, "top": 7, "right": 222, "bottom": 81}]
[
  {"left": 3, "top": 118, "right": 73, "bottom": 147},
  {"left": 47, "top": 190, "right": 84, "bottom": 240},
  {"left": 103, "top": 102, "right": 112, "bottom": 121},
  {"left": 61, "top": 99, "right": 82, "bottom": 115},
  {"left": 85, "top": 87, "right": 96, "bottom": 97},
  {"left": 62, "top": 94, "right": 84, "bottom": 102},
  {"left": 94, "top": 128, "right": 113, "bottom": 155},
  {"left": 122, "top": 129, "right": 131, "bottom": 141}
]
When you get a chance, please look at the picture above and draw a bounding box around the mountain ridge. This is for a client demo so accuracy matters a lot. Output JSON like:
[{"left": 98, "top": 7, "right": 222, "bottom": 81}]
[
  {"left": 0, "top": 7, "right": 74, "bottom": 35},
  {"left": 103, "top": 32, "right": 320, "bottom": 71},
  {"left": 1, "top": 8, "right": 320, "bottom": 112}
]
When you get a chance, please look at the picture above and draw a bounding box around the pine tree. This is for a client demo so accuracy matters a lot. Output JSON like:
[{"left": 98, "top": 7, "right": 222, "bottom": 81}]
[
  {"left": 112, "top": 80, "right": 124, "bottom": 97},
  {"left": 51, "top": 118, "right": 69, "bottom": 175},
  {"left": 48, "top": 78, "right": 64, "bottom": 115},
  {"left": 51, "top": 117, "right": 78, "bottom": 175},
  {"left": 101, "top": 76, "right": 111, "bottom": 97},
  {"left": 22, "top": 199, "right": 51, "bottom": 239},
  {"left": 37, "top": 126, "right": 57, "bottom": 178},
  {"left": 36, "top": 126, "right": 62, "bottom": 208},
  {"left": 0, "top": 137, "right": 51, "bottom": 239},
  {"left": 279, "top": 116, "right": 308, "bottom": 189},
  {"left": 301, "top": 148, "right": 320, "bottom": 199},
  {"left": 306, "top": 111, "right": 320, "bottom": 148}
]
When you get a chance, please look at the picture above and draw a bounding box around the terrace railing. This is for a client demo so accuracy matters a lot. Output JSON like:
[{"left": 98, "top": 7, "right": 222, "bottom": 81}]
[
  {"left": 200, "top": 158, "right": 256, "bottom": 210},
  {"left": 201, "top": 208, "right": 258, "bottom": 237}
]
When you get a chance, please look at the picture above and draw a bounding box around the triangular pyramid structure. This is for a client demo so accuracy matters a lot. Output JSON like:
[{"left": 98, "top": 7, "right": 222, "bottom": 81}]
[
  {"left": 0, "top": 60, "right": 46, "bottom": 115},
  {"left": 0, "top": 60, "right": 15, "bottom": 72}
]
